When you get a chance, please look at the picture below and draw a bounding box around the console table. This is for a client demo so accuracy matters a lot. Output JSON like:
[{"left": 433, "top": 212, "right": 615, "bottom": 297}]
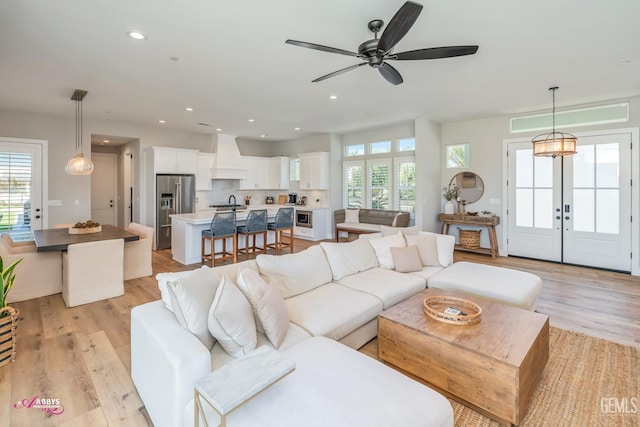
[{"left": 438, "top": 213, "right": 500, "bottom": 258}]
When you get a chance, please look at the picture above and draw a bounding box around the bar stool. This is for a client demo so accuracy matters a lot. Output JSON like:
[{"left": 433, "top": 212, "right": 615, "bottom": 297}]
[
  {"left": 236, "top": 209, "right": 268, "bottom": 259},
  {"left": 201, "top": 211, "right": 237, "bottom": 266},
  {"left": 267, "top": 207, "right": 294, "bottom": 254}
]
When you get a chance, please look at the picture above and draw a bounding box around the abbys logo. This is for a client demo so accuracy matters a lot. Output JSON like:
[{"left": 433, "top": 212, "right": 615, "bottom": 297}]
[
  {"left": 13, "top": 395, "right": 64, "bottom": 416},
  {"left": 600, "top": 397, "right": 638, "bottom": 414}
]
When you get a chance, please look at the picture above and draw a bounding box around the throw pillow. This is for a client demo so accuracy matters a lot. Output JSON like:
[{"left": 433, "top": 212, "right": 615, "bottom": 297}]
[
  {"left": 405, "top": 233, "right": 440, "bottom": 267},
  {"left": 256, "top": 282, "right": 290, "bottom": 348},
  {"left": 236, "top": 268, "right": 269, "bottom": 333},
  {"left": 390, "top": 245, "right": 423, "bottom": 273},
  {"left": 344, "top": 208, "right": 360, "bottom": 223},
  {"left": 208, "top": 274, "right": 257, "bottom": 358},
  {"left": 434, "top": 233, "right": 456, "bottom": 267},
  {"left": 320, "top": 239, "right": 379, "bottom": 280},
  {"left": 367, "top": 232, "right": 407, "bottom": 269},
  {"left": 157, "top": 266, "right": 210, "bottom": 312},
  {"left": 166, "top": 266, "right": 221, "bottom": 349}
]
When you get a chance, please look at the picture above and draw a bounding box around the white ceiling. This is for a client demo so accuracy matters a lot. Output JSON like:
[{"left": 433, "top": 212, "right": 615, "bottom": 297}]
[{"left": 1, "top": 0, "right": 639, "bottom": 142}]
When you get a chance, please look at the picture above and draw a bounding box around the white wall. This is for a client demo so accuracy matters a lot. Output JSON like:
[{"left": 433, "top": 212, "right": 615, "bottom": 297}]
[
  {"left": 414, "top": 118, "right": 442, "bottom": 232},
  {"left": 441, "top": 95, "right": 640, "bottom": 257}
]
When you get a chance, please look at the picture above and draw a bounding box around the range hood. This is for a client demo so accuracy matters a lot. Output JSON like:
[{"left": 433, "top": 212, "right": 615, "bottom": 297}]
[{"left": 210, "top": 134, "right": 247, "bottom": 179}]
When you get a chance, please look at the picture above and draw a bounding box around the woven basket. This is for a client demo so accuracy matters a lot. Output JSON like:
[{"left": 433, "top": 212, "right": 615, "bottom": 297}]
[
  {"left": 458, "top": 228, "right": 481, "bottom": 249},
  {"left": 0, "top": 306, "right": 19, "bottom": 368},
  {"left": 423, "top": 295, "right": 482, "bottom": 326}
]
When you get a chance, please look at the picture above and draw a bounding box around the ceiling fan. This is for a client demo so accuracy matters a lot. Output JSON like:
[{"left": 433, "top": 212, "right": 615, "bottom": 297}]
[{"left": 285, "top": 1, "right": 478, "bottom": 85}]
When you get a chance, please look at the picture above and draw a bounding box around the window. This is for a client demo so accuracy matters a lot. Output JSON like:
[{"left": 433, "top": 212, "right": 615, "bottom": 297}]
[
  {"left": 345, "top": 144, "right": 365, "bottom": 157},
  {"left": 394, "top": 157, "right": 416, "bottom": 215},
  {"left": 343, "top": 161, "right": 364, "bottom": 208},
  {"left": 342, "top": 137, "right": 415, "bottom": 214},
  {"left": 397, "top": 137, "right": 415, "bottom": 152},
  {"left": 290, "top": 158, "right": 300, "bottom": 181},
  {"left": 370, "top": 141, "right": 391, "bottom": 154},
  {"left": 368, "top": 159, "right": 391, "bottom": 210},
  {"left": 446, "top": 143, "right": 470, "bottom": 168}
]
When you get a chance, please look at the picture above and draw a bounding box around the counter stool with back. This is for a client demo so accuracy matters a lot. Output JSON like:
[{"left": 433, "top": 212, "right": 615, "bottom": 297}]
[{"left": 201, "top": 211, "right": 237, "bottom": 266}]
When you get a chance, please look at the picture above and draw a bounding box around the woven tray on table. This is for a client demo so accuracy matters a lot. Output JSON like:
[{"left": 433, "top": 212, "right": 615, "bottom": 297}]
[{"left": 423, "top": 295, "right": 482, "bottom": 326}]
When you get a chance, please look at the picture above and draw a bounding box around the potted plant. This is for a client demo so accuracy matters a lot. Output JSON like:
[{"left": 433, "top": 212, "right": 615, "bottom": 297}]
[
  {"left": 442, "top": 184, "right": 459, "bottom": 214},
  {"left": 0, "top": 256, "right": 21, "bottom": 368}
]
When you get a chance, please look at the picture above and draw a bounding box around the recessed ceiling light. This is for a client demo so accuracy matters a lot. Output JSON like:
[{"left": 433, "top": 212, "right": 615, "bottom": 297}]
[
  {"left": 127, "top": 31, "right": 147, "bottom": 40},
  {"left": 158, "top": 120, "right": 166, "bottom": 124},
  {"left": 260, "top": 134, "right": 268, "bottom": 138},
  {"left": 294, "top": 127, "right": 301, "bottom": 131},
  {"left": 103, "top": 139, "right": 110, "bottom": 143},
  {"left": 329, "top": 95, "right": 337, "bottom": 100},
  {"left": 170, "top": 56, "right": 180, "bottom": 62},
  {"left": 619, "top": 60, "right": 631, "bottom": 65},
  {"left": 248, "top": 119, "right": 255, "bottom": 122},
  {"left": 185, "top": 107, "right": 194, "bottom": 112},
  {"left": 216, "top": 128, "right": 222, "bottom": 132}
]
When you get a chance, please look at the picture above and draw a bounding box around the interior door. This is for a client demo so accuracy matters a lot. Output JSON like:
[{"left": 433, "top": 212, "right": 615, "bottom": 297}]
[
  {"left": 91, "top": 153, "right": 117, "bottom": 225},
  {"left": 507, "top": 131, "right": 632, "bottom": 271},
  {"left": 507, "top": 142, "right": 562, "bottom": 261},
  {"left": 563, "top": 133, "right": 631, "bottom": 270}
]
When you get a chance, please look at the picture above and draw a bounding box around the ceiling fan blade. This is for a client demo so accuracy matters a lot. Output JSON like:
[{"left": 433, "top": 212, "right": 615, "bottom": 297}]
[
  {"left": 392, "top": 45, "right": 479, "bottom": 60},
  {"left": 286, "top": 39, "right": 360, "bottom": 57},
  {"left": 378, "top": 63, "right": 403, "bottom": 85},
  {"left": 378, "top": 1, "right": 423, "bottom": 55},
  {"left": 312, "top": 62, "right": 367, "bottom": 83}
]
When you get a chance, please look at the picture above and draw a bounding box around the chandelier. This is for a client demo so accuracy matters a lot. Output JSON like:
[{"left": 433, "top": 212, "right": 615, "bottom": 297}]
[
  {"left": 65, "top": 89, "right": 94, "bottom": 175},
  {"left": 532, "top": 87, "right": 577, "bottom": 158}
]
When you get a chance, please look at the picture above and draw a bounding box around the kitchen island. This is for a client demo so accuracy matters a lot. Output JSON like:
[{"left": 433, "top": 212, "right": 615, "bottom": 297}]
[{"left": 170, "top": 205, "right": 329, "bottom": 265}]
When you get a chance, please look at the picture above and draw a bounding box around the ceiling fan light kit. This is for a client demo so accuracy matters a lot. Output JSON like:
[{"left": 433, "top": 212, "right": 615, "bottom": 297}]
[
  {"left": 285, "top": 1, "right": 479, "bottom": 85},
  {"left": 65, "top": 89, "right": 94, "bottom": 175},
  {"left": 532, "top": 87, "right": 577, "bottom": 158}
]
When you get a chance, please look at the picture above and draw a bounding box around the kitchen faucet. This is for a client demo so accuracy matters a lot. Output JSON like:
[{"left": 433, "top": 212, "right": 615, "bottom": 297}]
[{"left": 228, "top": 194, "right": 236, "bottom": 205}]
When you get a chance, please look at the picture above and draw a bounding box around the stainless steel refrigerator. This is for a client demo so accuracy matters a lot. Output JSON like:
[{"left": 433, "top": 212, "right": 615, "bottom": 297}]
[{"left": 156, "top": 174, "right": 196, "bottom": 249}]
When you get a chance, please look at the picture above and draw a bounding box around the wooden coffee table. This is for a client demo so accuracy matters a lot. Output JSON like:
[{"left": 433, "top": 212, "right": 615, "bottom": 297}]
[{"left": 378, "top": 288, "right": 549, "bottom": 426}]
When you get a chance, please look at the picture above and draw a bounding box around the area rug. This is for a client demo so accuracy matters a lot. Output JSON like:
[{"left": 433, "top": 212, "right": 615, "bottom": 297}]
[{"left": 451, "top": 327, "right": 639, "bottom": 427}]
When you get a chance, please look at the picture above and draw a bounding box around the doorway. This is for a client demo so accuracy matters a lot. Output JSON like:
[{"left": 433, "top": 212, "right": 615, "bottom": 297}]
[
  {"left": 91, "top": 153, "right": 117, "bottom": 225},
  {"left": 506, "top": 130, "right": 633, "bottom": 271}
]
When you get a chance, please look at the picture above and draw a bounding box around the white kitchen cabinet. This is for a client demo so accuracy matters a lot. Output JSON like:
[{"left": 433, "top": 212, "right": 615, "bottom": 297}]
[
  {"left": 293, "top": 208, "right": 329, "bottom": 240},
  {"left": 152, "top": 147, "right": 198, "bottom": 174},
  {"left": 240, "top": 156, "right": 290, "bottom": 190},
  {"left": 298, "top": 152, "right": 328, "bottom": 190},
  {"left": 196, "top": 153, "right": 216, "bottom": 191}
]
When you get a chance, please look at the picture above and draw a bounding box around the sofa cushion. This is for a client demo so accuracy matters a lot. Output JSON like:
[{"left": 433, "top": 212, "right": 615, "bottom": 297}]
[
  {"left": 390, "top": 245, "right": 423, "bottom": 273},
  {"left": 405, "top": 233, "right": 440, "bottom": 267},
  {"left": 367, "top": 232, "right": 406, "bottom": 269},
  {"left": 236, "top": 268, "right": 268, "bottom": 333},
  {"left": 344, "top": 208, "right": 360, "bottom": 223},
  {"left": 285, "top": 283, "right": 382, "bottom": 340},
  {"left": 319, "top": 239, "right": 379, "bottom": 280},
  {"left": 433, "top": 233, "right": 455, "bottom": 267},
  {"left": 336, "top": 222, "right": 383, "bottom": 232},
  {"left": 380, "top": 225, "right": 418, "bottom": 236},
  {"left": 207, "top": 275, "right": 257, "bottom": 357},
  {"left": 409, "top": 266, "right": 445, "bottom": 281},
  {"left": 335, "top": 268, "right": 426, "bottom": 309},
  {"left": 256, "top": 246, "right": 332, "bottom": 298},
  {"left": 256, "top": 281, "right": 290, "bottom": 348},
  {"left": 166, "top": 266, "right": 223, "bottom": 349}
]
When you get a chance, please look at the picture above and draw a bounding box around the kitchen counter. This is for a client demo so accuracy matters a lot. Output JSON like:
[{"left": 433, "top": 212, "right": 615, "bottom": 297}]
[{"left": 170, "top": 205, "right": 329, "bottom": 265}]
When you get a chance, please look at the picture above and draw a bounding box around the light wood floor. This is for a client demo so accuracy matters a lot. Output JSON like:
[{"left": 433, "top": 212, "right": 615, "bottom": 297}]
[{"left": 1, "top": 240, "right": 638, "bottom": 426}]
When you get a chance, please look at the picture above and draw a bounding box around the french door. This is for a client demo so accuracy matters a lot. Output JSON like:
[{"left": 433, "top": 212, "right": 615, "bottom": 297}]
[{"left": 507, "top": 131, "right": 632, "bottom": 271}]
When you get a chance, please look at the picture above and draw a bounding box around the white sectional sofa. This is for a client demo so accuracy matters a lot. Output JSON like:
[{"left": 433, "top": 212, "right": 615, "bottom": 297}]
[
  {"left": 131, "top": 228, "right": 542, "bottom": 427},
  {"left": 131, "top": 230, "right": 456, "bottom": 427}
]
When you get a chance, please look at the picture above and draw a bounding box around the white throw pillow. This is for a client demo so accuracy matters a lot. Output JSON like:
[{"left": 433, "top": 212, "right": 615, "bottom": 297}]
[
  {"left": 236, "top": 268, "right": 268, "bottom": 333},
  {"left": 320, "top": 239, "right": 379, "bottom": 280},
  {"left": 405, "top": 233, "right": 440, "bottom": 267},
  {"left": 344, "top": 208, "right": 360, "bottom": 223},
  {"left": 367, "top": 232, "right": 407, "bottom": 269},
  {"left": 435, "top": 233, "right": 456, "bottom": 267},
  {"left": 380, "top": 225, "right": 418, "bottom": 237},
  {"left": 256, "top": 282, "right": 290, "bottom": 348},
  {"left": 157, "top": 265, "right": 210, "bottom": 312},
  {"left": 208, "top": 275, "right": 257, "bottom": 358},
  {"left": 166, "top": 267, "right": 221, "bottom": 349}
]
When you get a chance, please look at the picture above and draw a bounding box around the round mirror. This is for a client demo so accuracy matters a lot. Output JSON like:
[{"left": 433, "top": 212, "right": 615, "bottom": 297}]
[{"left": 449, "top": 172, "right": 484, "bottom": 204}]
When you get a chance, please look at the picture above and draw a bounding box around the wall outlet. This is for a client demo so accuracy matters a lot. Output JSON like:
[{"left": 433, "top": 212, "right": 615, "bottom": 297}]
[
  {"left": 48, "top": 200, "right": 62, "bottom": 206},
  {"left": 489, "top": 198, "right": 501, "bottom": 205}
]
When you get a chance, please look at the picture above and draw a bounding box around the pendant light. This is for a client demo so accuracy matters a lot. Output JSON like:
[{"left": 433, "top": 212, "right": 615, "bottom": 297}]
[
  {"left": 532, "top": 86, "right": 577, "bottom": 158},
  {"left": 65, "top": 89, "right": 94, "bottom": 175}
]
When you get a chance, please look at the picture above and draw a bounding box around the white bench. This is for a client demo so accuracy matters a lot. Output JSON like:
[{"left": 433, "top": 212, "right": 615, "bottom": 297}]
[{"left": 427, "top": 261, "right": 542, "bottom": 311}]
